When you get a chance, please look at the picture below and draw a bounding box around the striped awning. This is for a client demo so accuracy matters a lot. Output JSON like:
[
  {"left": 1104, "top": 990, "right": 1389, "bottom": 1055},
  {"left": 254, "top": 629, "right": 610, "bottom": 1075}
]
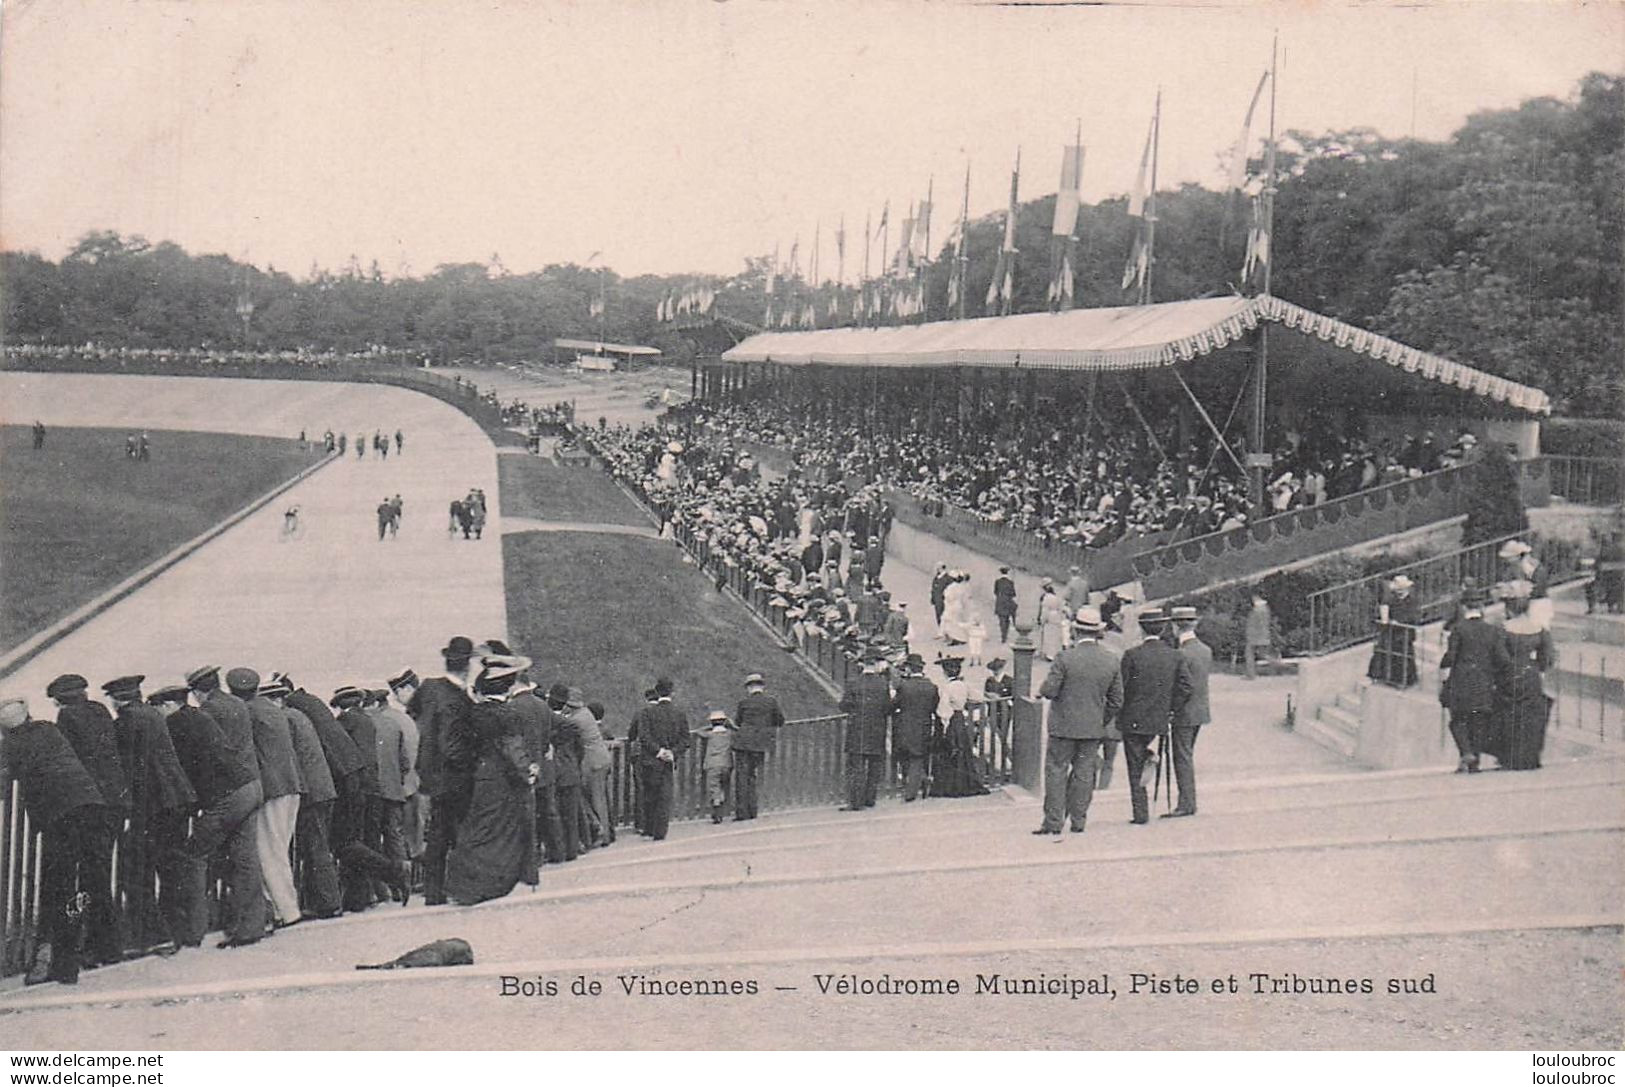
[{"left": 720, "top": 294, "right": 1551, "bottom": 414}]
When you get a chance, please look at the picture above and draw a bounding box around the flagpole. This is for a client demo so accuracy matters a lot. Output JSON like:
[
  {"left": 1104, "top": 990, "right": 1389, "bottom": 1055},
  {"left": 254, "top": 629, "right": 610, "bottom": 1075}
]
[
  {"left": 1250, "top": 32, "right": 1279, "bottom": 512},
  {"left": 1143, "top": 88, "right": 1161, "bottom": 306},
  {"left": 957, "top": 161, "right": 970, "bottom": 321}
]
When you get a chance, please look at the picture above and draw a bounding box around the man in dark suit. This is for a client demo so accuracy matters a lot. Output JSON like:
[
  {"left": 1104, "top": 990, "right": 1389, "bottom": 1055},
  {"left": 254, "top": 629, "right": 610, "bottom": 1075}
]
[
  {"left": 546, "top": 682, "right": 585, "bottom": 860},
  {"left": 162, "top": 679, "right": 265, "bottom": 948},
  {"left": 993, "top": 567, "right": 1019, "bottom": 643},
  {"left": 632, "top": 677, "right": 690, "bottom": 840},
  {"left": 329, "top": 686, "right": 411, "bottom": 910},
  {"left": 1117, "top": 608, "right": 1193, "bottom": 825},
  {"left": 733, "top": 672, "right": 785, "bottom": 821},
  {"left": 506, "top": 678, "right": 565, "bottom": 864},
  {"left": 0, "top": 698, "right": 109, "bottom": 985},
  {"left": 268, "top": 677, "right": 342, "bottom": 919},
  {"left": 1165, "top": 606, "right": 1211, "bottom": 818},
  {"left": 889, "top": 654, "right": 938, "bottom": 802},
  {"left": 1035, "top": 607, "right": 1124, "bottom": 835},
  {"left": 46, "top": 673, "right": 127, "bottom": 966},
  {"left": 103, "top": 675, "right": 195, "bottom": 952},
  {"left": 1440, "top": 587, "right": 1508, "bottom": 773},
  {"left": 838, "top": 651, "right": 892, "bottom": 810},
  {"left": 404, "top": 636, "right": 477, "bottom": 904}
]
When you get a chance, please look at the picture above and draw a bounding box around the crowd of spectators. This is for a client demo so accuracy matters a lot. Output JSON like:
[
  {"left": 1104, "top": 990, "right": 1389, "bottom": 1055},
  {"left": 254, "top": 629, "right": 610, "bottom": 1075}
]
[
  {"left": 668, "top": 390, "right": 1487, "bottom": 545},
  {"left": 3, "top": 342, "right": 426, "bottom": 370}
]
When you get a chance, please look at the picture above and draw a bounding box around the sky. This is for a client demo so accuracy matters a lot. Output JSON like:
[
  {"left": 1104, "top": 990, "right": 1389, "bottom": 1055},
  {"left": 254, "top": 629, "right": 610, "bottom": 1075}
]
[{"left": 1, "top": 0, "right": 1620, "bottom": 281}]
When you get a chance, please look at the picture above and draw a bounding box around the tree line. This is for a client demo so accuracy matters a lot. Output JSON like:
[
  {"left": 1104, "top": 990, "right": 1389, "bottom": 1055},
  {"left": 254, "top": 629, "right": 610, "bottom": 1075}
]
[{"left": 2, "top": 73, "right": 1618, "bottom": 415}]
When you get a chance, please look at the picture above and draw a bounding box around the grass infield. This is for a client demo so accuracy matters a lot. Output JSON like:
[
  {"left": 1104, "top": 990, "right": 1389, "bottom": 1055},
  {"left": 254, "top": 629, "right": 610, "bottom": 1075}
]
[
  {"left": 0, "top": 425, "right": 324, "bottom": 653},
  {"left": 498, "top": 455, "right": 648, "bottom": 527},
  {"left": 503, "top": 529, "right": 836, "bottom": 733}
]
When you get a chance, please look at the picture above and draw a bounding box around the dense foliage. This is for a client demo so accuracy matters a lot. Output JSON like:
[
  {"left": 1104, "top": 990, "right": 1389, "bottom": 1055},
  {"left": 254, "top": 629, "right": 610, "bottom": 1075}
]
[{"left": 3, "top": 74, "right": 1619, "bottom": 415}]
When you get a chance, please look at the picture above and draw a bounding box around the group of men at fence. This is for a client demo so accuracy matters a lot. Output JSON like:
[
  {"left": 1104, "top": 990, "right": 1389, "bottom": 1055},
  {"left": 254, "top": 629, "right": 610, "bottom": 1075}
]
[
  {"left": 1033, "top": 604, "right": 1212, "bottom": 834},
  {"left": 0, "top": 633, "right": 795, "bottom": 985}
]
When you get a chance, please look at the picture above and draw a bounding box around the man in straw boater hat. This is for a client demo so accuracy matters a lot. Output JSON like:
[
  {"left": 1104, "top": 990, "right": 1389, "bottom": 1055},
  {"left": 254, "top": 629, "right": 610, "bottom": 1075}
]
[
  {"left": 1165, "top": 605, "right": 1212, "bottom": 818},
  {"left": 405, "top": 635, "right": 478, "bottom": 905},
  {"left": 0, "top": 696, "right": 110, "bottom": 984},
  {"left": 732, "top": 672, "right": 785, "bottom": 822},
  {"left": 1116, "top": 607, "right": 1193, "bottom": 826},
  {"left": 1034, "top": 607, "right": 1124, "bottom": 836}
]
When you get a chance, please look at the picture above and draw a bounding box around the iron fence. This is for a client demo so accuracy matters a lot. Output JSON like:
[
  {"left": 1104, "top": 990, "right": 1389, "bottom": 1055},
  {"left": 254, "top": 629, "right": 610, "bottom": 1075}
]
[
  {"left": 1544, "top": 455, "right": 1623, "bottom": 507},
  {"left": 1306, "top": 532, "right": 1583, "bottom": 656}
]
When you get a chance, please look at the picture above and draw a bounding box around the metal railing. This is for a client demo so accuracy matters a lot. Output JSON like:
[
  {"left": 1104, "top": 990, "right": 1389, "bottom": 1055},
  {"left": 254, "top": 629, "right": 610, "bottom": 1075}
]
[
  {"left": 1133, "top": 459, "right": 1555, "bottom": 600},
  {"left": 1306, "top": 532, "right": 1528, "bottom": 656},
  {"left": 1544, "top": 455, "right": 1623, "bottom": 507}
]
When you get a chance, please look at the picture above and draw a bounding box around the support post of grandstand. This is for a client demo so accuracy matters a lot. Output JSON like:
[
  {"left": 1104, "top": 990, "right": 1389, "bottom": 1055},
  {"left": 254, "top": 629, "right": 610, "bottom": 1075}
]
[{"left": 1009, "top": 619, "right": 1042, "bottom": 792}]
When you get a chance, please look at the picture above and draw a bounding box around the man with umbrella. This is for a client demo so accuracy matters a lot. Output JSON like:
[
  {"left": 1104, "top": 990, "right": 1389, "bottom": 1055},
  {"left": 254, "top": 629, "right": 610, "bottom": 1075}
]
[{"left": 1116, "top": 608, "right": 1192, "bottom": 825}]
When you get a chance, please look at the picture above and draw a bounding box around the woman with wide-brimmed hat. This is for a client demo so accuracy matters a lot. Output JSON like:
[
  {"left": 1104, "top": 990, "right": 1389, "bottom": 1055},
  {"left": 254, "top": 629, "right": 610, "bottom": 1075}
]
[
  {"left": 444, "top": 653, "right": 539, "bottom": 905},
  {"left": 1486, "top": 580, "right": 1555, "bottom": 771},
  {"left": 1367, "top": 574, "right": 1420, "bottom": 687}
]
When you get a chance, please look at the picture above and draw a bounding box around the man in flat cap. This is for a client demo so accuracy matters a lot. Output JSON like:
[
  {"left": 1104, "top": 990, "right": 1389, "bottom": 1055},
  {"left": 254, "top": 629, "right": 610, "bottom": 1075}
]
[
  {"left": 1117, "top": 608, "right": 1193, "bottom": 825},
  {"left": 330, "top": 686, "right": 411, "bottom": 909},
  {"left": 0, "top": 698, "right": 109, "bottom": 984},
  {"left": 264, "top": 677, "right": 342, "bottom": 919},
  {"left": 46, "top": 673, "right": 127, "bottom": 966},
  {"left": 1034, "top": 607, "right": 1125, "bottom": 835},
  {"left": 732, "top": 673, "right": 784, "bottom": 821},
  {"left": 104, "top": 675, "right": 194, "bottom": 952},
  {"left": 838, "top": 652, "right": 892, "bottom": 811},
  {"left": 889, "top": 655, "right": 938, "bottom": 803},
  {"left": 406, "top": 636, "right": 478, "bottom": 904},
  {"left": 155, "top": 683, "right": 265, "bottom": 947},
  {"left": 367, "top": 687, "right": 416, "bottom": 889},
  {"left": 1165, "top": 606, "right": 1211, "bottom": 818},
  {"left": 232, "top": 668, "right": 302, "bottom": 928},
  {"left": 386, "top": 671, "right": 426, "bottom": 862}
]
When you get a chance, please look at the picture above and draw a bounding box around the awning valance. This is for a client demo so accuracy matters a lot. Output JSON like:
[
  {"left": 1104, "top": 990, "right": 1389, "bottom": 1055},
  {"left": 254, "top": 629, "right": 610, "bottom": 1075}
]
[{"left": 720, "top": 293, "right": 1550, "bottom": 415}]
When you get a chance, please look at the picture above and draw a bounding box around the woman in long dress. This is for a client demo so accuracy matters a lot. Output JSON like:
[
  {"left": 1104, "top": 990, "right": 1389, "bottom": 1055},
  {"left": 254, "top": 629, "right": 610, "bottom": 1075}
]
[
  {"left": 928, "top": 658, "right": 989, "bottom": 798},
  {"left": 1489, "top": 584, "right": 1555, "bottom": 771},
  {"left": 940, "top": 572, "right": 971, "bottom": 644},
  {"left": 445, "top": 656, "right": 540, "bottom": 906},
  {"left": 1038, "top": 584, "right": 1068, "bottom": 660}
]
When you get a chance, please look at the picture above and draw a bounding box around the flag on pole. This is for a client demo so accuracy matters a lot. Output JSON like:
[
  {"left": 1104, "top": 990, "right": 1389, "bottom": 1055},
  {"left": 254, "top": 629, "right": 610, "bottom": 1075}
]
[
  {"left": 913, "top": 196, "right": 932, "bottom": 264},
  {"left": 986, "top": 151, "right": 1020, "bottom": 315},
  {"left": 895, "top": 205, "right": 916, "bottom": 276},
  {"left": 1127, "top": 113, "right": 1154, "bottom": 218},
  {"left": 1242, "top": 193, "right": 1270, "bottom": 285},
  {"left": 1047, "top": 144, "right": 1085, "bottom": 308},
  {"left": 1228, "top": 71, "right": 1271, "bottom": 193},
  {"left": 1122, "top": 230, "right": 1149, "bottom": 292},
  {"left": 835, "top": 217, "right": 847, "bottom": 286}
]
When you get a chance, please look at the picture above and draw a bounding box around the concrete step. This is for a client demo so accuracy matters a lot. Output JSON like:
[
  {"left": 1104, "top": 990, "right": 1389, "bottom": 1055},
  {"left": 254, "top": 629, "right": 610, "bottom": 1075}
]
[
  {"left": 1334, "top": 687, "right": 1365, "bottom": 715},
  {"left": 1305, "top": 704, "right": 1360, "bottom": 759}
]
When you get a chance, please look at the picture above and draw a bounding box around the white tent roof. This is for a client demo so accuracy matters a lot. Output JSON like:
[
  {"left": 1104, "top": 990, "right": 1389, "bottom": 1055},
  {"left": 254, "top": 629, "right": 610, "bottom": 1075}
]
[{"left": 721, "top": 293, "right": 1550, "bottom": 414}]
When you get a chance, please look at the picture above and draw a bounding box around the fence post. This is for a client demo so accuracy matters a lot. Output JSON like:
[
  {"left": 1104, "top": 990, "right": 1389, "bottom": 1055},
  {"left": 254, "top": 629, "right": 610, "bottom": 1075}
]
[{"left": 1009, "top": 619, "right": 1043, "bottom": 793}]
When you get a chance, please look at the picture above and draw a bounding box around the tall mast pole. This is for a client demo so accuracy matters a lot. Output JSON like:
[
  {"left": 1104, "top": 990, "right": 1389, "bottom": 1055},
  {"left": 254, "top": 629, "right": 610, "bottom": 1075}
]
[
  {"left": 1142, "top": 88, "right": 1161, "bottom": 306},
  {"left": 921, "top": 176, "right": 933, "bottom": 321},
  {"left": 957, "top": 161, "right": 970, "bottom": 322},
  {"left": 1250, "top": 33, "right": 1279, "bottom": 512}
]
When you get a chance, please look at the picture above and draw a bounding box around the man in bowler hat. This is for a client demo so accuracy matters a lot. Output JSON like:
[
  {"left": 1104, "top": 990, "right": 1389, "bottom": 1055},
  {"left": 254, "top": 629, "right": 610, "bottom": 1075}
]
[{"left": 1116, "top": 608, "right": 1193, "bottom": 825}]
